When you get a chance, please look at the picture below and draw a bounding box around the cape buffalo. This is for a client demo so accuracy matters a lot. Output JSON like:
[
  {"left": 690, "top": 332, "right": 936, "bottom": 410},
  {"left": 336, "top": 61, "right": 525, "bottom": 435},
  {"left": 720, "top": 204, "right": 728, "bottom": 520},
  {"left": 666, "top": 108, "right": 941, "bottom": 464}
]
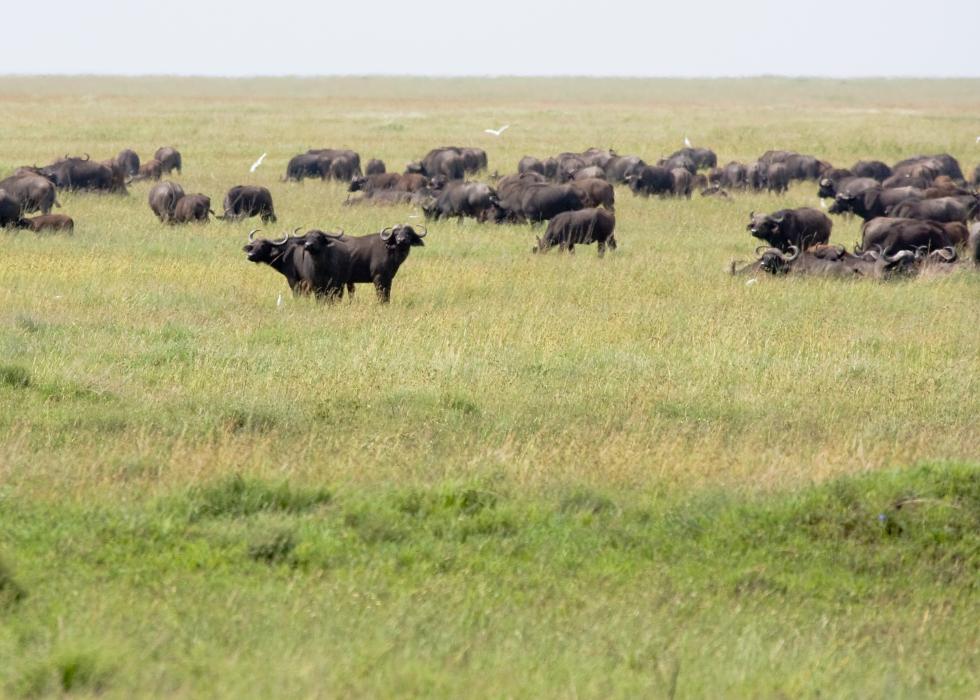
[
  {"left": 519, "top": 156, "right": 546, "bottom": 175},
  {"left": 42, "top": 156, "right": 126, "bottom": 193},
  {"left": 135, "top": 159, "right": 163, "bottom": 181},
  {"left": 284, "top": 153, "right": 330, "bottom": 181},
  {"left": 569, "top": 178, "right": 614, "bottom": 211},
  {"left": 738, "top": 245, "right": 906, "bottom": 278},
  {"left": 830, "top": 185, "right": 924, "bottom": 221},
  {"left": 570, "top": 166, "right": 606, "bottom": 182},
  {"left": 115, "top": 149, "right": 141, "bottom": 177},
  {"left": 628, "top": 166, "right": 672, "bottom": 197},
  {"left": 887, "top": 196, "right": 977, "bottom": 224},
  {"left": 747, "top": 208, "right": 832, "bottom": 251},
  {"left": 859, "top": 217, "right": 953, "bottom": 255},
  {"left": 766, "top": 163, "right": 789, "bottom": 194},
  {"left": 329, "top": 155, "right": 359, "bottom": 182},
  {"left": 148, "top": 181, "right": 186, "bottom": 222},
  {"left": 604, "top": 155, "right": 646, "bottom": 183},
  {"left": 221, "top": 186, "right": 277, "bottom": 223},
  {"left": 173, "top": 194, "right": 213, "bottom": 224},
  {"left": 406, "top": 148, "right": 465, "bottom": 180},
  {"left": 0, "top": 174, "right": 59, "bottom": 214},
  {"left": 0, "top": 189, "right": 25, "bottom": 226},
  {"left": 349, "top": 173, "right": 428, "bottom": 194},
  {"left": 306, "top": 148, "right": 363, "bottom": 178},
  {"left": 155, "top": 147, "right": 182, "bottom": 175},
  {"left": 518, "top": 184, "right": 585, "bottom": 222},
  {"left": 668, "top": 147, "right": 717, "bottom": 170},
  {"left": 533, "top": 208, "right": 616, "bottom": 257},
  {"left": 365, "top": 159, "right": 386, "bottom": 175},
  {"left": 318, "top": 224, "right": 426, "bottom": 302},
  {"left": 670, "top": 168, "right": 694, "bottom": 198},
  {"left": 17, "top": 214, "right": 74, "bottom": 233},
  {"left": 243, "top": 228, "right": 348, "bottom": 300},
  {"left": 421, "top": 181, "right": 496, "bottom": 221},
  {"left": 851, "top": 160, "right": 892, "bottom": 182},
  {"left": 970, "top": 223, "right": 980, "bottom": 264}
]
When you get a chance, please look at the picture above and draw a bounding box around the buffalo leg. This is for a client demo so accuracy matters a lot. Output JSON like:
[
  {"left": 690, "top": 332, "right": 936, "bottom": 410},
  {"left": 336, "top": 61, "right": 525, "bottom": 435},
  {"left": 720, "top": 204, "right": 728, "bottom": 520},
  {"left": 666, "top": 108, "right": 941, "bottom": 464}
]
[
  {"left": 373, "top": 277, "right": 391, "bottom": 303},
  {"left": 597, "top": 241, "right": 606, "bottom": 258}
]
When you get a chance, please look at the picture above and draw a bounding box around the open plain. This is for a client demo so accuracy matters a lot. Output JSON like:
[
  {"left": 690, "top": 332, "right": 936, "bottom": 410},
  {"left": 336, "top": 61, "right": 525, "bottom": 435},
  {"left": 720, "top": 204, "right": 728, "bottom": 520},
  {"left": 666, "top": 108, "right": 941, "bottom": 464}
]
[{"left": 0, "top": 77, "right": 978, "bottom": 698}]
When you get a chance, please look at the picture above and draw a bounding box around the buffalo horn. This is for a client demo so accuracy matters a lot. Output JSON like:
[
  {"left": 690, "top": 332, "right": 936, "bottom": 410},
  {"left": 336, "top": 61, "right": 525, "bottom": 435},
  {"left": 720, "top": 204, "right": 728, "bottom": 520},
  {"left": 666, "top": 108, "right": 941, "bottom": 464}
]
[
  {"left": 380, "top": 226, "right": 394, "bottom": 241},
  {"left": 272, "top": 232, "right": 290, "bottom": 245},
  {"left": 415, "top": 224, "right": 427, "bottom": 237},
  {"left": 248, "top": 229, "right": 261, "bottom": 242},
  {"left": 784, "top": 245, "right": 800, "bottom": 262}
]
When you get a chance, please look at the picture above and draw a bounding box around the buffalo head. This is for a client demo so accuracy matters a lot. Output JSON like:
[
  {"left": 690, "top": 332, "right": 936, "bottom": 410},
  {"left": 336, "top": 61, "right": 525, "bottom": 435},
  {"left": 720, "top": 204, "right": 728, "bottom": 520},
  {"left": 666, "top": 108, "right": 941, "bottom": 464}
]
[
  {"left": 380, "top": 224, "right": 426, "bottom": 247},
  {"left": 747, "top": 211, "right": 789, "bottom": 249},
  {"left": 348, "top": 176, "right": 367, "bottom": 192},
  {"left": 242, "top": 228, "right": 291, "bottom": 263}
]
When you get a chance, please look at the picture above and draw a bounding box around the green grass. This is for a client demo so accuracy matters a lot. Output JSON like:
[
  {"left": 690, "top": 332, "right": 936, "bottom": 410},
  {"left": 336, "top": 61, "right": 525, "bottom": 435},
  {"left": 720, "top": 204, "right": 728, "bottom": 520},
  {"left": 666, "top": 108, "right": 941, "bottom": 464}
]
[{"left": 1, "top": 77, "right": 978, "bottom": 697}]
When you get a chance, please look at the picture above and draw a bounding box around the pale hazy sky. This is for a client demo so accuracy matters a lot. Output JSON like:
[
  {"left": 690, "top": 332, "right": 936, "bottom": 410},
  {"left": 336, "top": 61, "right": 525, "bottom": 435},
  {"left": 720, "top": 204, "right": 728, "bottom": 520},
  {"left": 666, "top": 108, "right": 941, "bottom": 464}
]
[{"left": 6, "top": 0, "right": 979, "bottom": 78}]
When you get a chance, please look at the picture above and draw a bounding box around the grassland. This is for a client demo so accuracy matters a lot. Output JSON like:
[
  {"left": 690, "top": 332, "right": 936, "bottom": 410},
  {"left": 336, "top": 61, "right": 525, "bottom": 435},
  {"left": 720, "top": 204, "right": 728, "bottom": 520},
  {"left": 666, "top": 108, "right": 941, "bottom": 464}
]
[{"left": 0, "top": 77, "right": 978, "bottom": 698}]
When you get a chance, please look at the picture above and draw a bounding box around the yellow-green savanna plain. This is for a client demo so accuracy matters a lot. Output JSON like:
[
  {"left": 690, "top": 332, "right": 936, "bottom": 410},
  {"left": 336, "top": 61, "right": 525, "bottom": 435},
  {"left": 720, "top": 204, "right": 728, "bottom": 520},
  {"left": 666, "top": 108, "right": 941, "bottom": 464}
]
[{"left": 0, "top": 77, "right": 978, "bottom": 698}]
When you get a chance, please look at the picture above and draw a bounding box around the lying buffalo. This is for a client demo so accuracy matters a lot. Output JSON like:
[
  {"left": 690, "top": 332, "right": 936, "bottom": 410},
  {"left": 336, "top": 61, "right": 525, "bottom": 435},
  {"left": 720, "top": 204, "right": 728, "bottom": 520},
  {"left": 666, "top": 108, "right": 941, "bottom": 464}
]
[
  {"left": 148, "top": 181, "right": 186, "bottom": 222},
  {"left": 533, "top": 208, "right": 616, "bottom": 257},
  {"left": 733, "top": 244, "right": 906, "bottom": 278},
  {"left": 41, "top": 156, "right": 127, "bottom": 193},
  {"left": 859, "top": 217, "right": 953, "bottom": 255},
  {"left": 747, "top": 208, "right": 832, "bottom": 251},
  {"left": 17, "top": 214, "right": 74, "bottom": 233},
  {"left": 154, "top": 147, "right": 182, "bottom": 175},
  {"left": 0, "top": 173, "right": 59, "bottom": 214},
  {"left": 421, "top": 181, "right": 495, "bottom": 221},
  {"left": 349, "top": 173, "right": 429, "bottom": 194},
  {"left": 221, "top": 186, "right": 277, "bottom": 223},
  {"left": 173, "top": 194, "right": 213, "bottom": 223}
]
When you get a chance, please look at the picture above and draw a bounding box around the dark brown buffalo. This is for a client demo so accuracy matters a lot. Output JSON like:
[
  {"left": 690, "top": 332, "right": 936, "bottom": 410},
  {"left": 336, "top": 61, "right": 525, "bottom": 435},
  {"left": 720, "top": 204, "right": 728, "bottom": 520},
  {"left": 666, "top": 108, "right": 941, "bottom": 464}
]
[
  {"left": 0, "top": 189, "right": 24, "bottom": 226},
  {"left": 859, "top": 217, "right": 953, "bottom": 255},
  {"left": 533, "top": 208, "right": 616, "bottom": 257},
  {"left": 349, "top": 173, "right": 428, "bottom": 194},
  {"left": 115, "top": 149, "right": 141, "bottom": 177},
  {"left": 365, "top": 158, "right": 386, "bottom": 175},
  {"left": 887, "top": 196, "right": 977, "bottom": 224},
  {"left": 244, "top": 228, "right": 349, "bottom": 300},
  {"left": 173, "top": 194, "right": 213, "bottom": 223},
  {"left": 0, "top": 173, "right": 59, "bottom": 214},
  {"left": 136, "top": 159, "right": 163, "bottom": 181},
  {"left": 747, "top": 208, "right": 832, "bottom": 251},
  {"left": 148, "top": 181, "right": 186, "bottom": 222},
  {"left": 41, "top": 156, "right": 127, "bottom": 193},
  {"left": 220, "top": 185, "right": 277, "bottom": 223},
  {"left": 569, "top": 178, "right": 615, "bottom": 211},
  {"left": 154, "top": 147, "right": 182, "bottom": 175}
]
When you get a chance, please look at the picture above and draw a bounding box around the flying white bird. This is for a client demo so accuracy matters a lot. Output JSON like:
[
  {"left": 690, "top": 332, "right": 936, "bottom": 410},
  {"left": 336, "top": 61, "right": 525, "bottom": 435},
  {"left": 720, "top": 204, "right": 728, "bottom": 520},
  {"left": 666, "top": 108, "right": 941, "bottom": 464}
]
[
  {"left": 684, "top": 136, "right": 693, "bottom": 148},
  {"left": 976, "top": 136, "right": 980, "bottom": 143},
  {"left": 250, "top": 153, "right": 268, "bottom": 173},
  {"left": 484, "top": 125, "right": 510, "bottom": 137}
]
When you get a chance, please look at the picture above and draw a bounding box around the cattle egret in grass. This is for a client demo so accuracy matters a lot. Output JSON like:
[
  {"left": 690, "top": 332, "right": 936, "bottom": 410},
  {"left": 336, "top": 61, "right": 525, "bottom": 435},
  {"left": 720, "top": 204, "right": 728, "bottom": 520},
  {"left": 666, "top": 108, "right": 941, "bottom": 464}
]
[
  {"left": 746, "top": 278, "right": 758, "bottom": 286},
  {"left": 684, "top": 136, "right": 693, "bottom": 148},
  {"left": 250, "top": 153, "right": 267, "bottom": 173},
  {"left": 276, "top": 292, "right": 283, "bottom": 309},
  {"left": 484, "top": 125, "right": 510, "bottom": 137}
]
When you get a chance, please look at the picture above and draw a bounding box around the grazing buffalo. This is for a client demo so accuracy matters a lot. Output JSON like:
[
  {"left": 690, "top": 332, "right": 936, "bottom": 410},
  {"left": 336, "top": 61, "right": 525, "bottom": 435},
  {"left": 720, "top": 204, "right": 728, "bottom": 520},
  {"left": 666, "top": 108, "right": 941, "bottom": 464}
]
[
  {"left": 41, "top": 156, "right": 127, "bottom": 193},
  {"left": 859, "top": 217, "right": 953, "bottom": 255},
  {"left": 519, "top": 156, "right": 546, "bottom": 175},
  {"left": 766, "top": 163, "right": 789, "bottom": 194},
  {"left": 329, "top": 155, "right": 360, "bottom": 182},
  {"left": 851, "top": 160, "right": 892, "bottom": 182},
  {"left": 115, "top": 149, "right": 141, "bottom": 177},
  {"left": 421, "top": 181, "right": 496, "bottom": 221},
  {"left": 668, "top": 147, "right": 717, "bottom": 170},
  {"left": 221, "top": 185, "right": 277, "bottom": 223},
  {"left": 627, "top": 166, "right": 672, "bottom": 196},
  {"left": 746, "top": 161, "right": 766, "bottom": 191},
  {"left": 135, "top": 159, "right": 163, "bottom": 181},
  {"left": 406, "top": 148, "right": 465, "bottom": 180},
  {"left": 569, "top": 178, "right": 614, "bottom": 210},
  {"left": 148, "top": 182, "right": 186, "bottom": 222},
  {"left": 321, "top": 225, "right": 427, "bottom": 302},
  {"left": 747, "top": 208, "right": 832, "bottom": 251},
  {"left": 284, "top": 153, "right": 330, "bottom": 181},
  {"left": 533, "top": 208, "right": 616, "bottom": 257},
  {"left": 17, "top": 214, "right": 74, "bottom": 233},
  {"left": 887, "top": 196, "right": 977, "bottom": 223},
  {"left": 244, "top": 228, "right": 348, "bottom": 300},
  {"left": 0, "top": 189, "right": 26, "bottom": 226},
  {"left": 306, "top": 148, "right": 362, "bottom": 178},
  {"left": 670, "top": 168, "right": 693, "bottom": 198},
  {"left": 517, "top": 184, "right": 585, "bottom": 222},
  {"left": 365, "top": 158, "right": 386, "bottom": 175},
  {"left": 173, "top": 194, "right": 213, "bottom": 223},
  {"left": 154, "top": 147, "right": 182, "bottom": 175},
  {"left": 604, "top": 155, "right": 646, "bottom": 183},
  {"left": 0, "top": 174, "right": 59, "bottom": 214}
]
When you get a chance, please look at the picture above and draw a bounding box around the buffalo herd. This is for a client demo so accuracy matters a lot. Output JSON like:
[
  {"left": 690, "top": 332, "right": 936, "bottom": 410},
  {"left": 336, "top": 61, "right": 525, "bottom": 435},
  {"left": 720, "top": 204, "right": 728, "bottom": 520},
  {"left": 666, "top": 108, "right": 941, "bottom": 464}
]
[{"left": 3, "top": 140, "right": 978, "bottom": 302}]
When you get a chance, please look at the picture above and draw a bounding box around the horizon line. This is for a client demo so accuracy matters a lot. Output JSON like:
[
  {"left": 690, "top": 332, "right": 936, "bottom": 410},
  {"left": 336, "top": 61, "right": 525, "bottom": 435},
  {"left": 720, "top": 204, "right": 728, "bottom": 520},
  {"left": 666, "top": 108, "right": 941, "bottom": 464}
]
[{"left": 2, "top": 73, "right": 980, "bottom": 81}]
